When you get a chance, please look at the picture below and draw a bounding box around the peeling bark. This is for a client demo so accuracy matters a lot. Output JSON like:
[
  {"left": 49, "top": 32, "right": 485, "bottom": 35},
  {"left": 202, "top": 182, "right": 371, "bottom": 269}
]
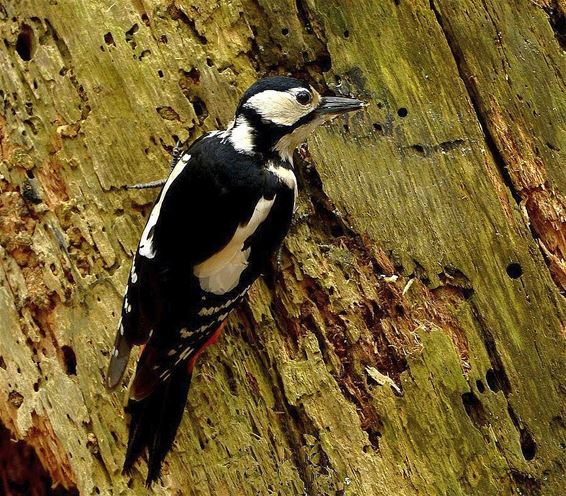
[{"left": 0, "top": 1, "right": 565, "bottom": 495}]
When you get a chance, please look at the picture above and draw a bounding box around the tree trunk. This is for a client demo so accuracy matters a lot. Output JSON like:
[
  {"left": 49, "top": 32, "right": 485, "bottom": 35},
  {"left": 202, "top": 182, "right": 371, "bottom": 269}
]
[{"left": 0, "top": 0, "right": 565, "bottom": 495}]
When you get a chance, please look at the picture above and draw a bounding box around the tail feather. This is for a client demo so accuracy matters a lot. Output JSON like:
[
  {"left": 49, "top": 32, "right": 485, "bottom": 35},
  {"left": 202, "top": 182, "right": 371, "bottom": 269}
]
[{"left": 123, "top": 365, "right": 192, "bottom": 485}]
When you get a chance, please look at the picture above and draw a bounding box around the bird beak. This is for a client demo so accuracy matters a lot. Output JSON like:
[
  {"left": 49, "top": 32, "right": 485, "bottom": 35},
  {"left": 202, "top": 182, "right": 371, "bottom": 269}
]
[{"left": 316, "top": 96, "right": 367, "bottom": 116}]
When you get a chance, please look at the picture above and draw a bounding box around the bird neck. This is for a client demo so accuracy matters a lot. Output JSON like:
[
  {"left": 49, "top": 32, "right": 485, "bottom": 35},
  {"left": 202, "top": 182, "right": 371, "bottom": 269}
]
[
  {"left": 226, "top": 115, "right": 256, "bottom": 155},
  {"left": 226, "top": 114, "right": 295, "bottom": 166}
]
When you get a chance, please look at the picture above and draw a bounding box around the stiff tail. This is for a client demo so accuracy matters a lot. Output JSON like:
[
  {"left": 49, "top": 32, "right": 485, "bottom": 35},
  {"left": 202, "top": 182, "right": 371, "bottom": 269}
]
[{"left": 123, "top": 365, "right": 192, "bottom": 485}]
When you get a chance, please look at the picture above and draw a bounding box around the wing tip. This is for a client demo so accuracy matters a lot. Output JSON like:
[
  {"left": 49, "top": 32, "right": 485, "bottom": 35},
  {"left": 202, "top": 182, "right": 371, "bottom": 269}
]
[
  {"left": 127, "top": 346, "right": 163, "bottom": 401},
  {"left": 106, "top": 335, "right": 132, "bottom": 390},
  {"left": 105, "top": 359, "right": 127, "bottom": 390}
]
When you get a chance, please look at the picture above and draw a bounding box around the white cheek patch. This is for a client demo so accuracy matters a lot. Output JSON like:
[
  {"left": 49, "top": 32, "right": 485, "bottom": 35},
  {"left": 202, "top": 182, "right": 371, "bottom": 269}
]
[
  {"left": 139, "top": 154, "right": 191, "bottom": 259},
  {"left": 244, "top": 90, "right": 313, "bottom": 126},
  {"left": 194, "top": 196, "right": 276, "bottom": 295}
]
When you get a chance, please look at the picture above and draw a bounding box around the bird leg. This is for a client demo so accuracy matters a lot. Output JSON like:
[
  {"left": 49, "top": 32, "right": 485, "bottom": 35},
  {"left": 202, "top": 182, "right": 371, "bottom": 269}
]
[
  {"left": 124, "top": 140, "right": 184, "bottom": 190},
  {"left": 125, "top": 179, "right": 167, "bottom": 190}
]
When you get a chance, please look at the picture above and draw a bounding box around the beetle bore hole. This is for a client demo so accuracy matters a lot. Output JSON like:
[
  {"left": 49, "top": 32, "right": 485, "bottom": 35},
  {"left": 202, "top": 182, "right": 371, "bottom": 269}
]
[
  {"left": 520, "top": 429, "right": 536, "bottom": 461},
  {"left": 62, "top": 345, "right": 77, "bottom": 376},
  {"left": 191, "top": 96, "right": 207, "bottom": 119},
  {"left": 281, "top": 27, "right": 289, "bottom": 36},
  {"left": 16, "top": 24, "right": 34, "bottom": 61},
  {"left": 506, "top": 262, "right": 523, "bottom": 279},
  {"left": 343, "top": 30, "right": 350, "bottom": 38},
  {"left": 397, "top": 107, "right": 408, "bottom": 118},
  {"left": 485, "top": 369, "right": 500, "bottom": 392},
  {"left": 104, "top": 32, "right": 115, "bottom": 46}
]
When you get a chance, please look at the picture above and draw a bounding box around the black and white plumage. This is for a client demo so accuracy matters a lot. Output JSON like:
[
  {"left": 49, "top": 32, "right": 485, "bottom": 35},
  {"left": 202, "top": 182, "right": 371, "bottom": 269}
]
[{"left": 106, "top": 76, "right": 365, "bottom": 485}]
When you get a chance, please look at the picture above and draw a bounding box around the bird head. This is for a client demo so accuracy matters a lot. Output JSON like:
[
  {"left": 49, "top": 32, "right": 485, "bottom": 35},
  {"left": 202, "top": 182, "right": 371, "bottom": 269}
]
[{"left": 229, "top": 76, "right": 366, "bottom": 162}]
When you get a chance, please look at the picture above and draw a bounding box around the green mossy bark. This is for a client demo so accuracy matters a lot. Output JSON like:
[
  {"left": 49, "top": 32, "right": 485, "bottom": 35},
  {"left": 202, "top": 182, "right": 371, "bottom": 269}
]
[{"left": 0, "top": 1, "right": 565, "bottom": 495}]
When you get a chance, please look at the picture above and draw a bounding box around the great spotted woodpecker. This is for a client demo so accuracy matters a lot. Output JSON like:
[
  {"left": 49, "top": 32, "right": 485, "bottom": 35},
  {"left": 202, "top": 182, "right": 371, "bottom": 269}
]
[{"left": 106, "top": 76, "right": 365, "bottom": 484}]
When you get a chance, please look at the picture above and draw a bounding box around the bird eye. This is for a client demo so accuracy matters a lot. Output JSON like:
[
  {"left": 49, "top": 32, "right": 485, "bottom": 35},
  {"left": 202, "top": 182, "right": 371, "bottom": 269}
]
[{"left": 296, "top": 91, "right": 312, "bottom": 105}]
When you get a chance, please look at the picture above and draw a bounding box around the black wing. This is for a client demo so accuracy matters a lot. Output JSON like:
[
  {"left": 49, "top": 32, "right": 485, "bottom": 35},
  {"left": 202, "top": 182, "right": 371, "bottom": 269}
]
[{"left": 106, "top": 134, "right": 281, "bottom": 390}]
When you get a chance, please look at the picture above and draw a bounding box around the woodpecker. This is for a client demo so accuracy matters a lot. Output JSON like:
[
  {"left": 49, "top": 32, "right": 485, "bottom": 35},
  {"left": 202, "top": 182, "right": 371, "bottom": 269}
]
[{"left": 106, "top": 76, "right": 365, "bottom": 485}]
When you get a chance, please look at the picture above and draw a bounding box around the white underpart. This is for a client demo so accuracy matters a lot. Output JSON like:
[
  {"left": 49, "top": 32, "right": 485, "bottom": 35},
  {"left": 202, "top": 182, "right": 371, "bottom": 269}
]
[
  {"left": 228, "top": 116, "right": 255, "bottom": 154},
  {"left": 139, "top": 154, "right": 191, "bottom": 259},
  {"left": 244, "top": 88, "right": 319, "bottom": 126},
  {"left": 273, "top": 113, "right": 330, "bottom": 163},
  {"left": 268, "top": 162, "right": 298, "bottom": 207},
  {"left": 194, "top": 197, "right": 276, "bottom": 295}
]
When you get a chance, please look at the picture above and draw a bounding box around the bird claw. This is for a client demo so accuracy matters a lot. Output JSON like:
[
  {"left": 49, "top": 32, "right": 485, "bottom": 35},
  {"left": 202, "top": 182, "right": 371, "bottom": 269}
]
[
  {"left": 169, "top": 139, "right": 184, "bottom": 171},
  {"left": 125, "top": 140, "right": 184, "bottom": 190}
]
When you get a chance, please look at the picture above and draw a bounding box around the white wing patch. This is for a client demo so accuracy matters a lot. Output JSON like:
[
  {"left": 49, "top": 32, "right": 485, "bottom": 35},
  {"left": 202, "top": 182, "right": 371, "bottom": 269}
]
[
  {"left": 139, "top": 154, "right": 191, "bottom": 259},
  {"left": 130, "top": 258, "right": 138, "bottom": 283},
  {"left": 194, "top": 196, "right": 276, "bottom": 295}
]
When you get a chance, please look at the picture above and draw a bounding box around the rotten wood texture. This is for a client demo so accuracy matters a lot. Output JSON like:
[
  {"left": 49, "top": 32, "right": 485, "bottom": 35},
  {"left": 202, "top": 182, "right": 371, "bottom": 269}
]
[{"left": 0, "top": 0, "right": 565, "bottom": 495}]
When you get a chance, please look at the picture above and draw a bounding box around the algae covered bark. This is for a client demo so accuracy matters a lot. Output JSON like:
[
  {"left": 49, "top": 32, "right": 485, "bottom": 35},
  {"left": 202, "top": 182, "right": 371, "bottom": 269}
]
[{"left": 0, "top": 0, "right": 565, "bottom": 495}]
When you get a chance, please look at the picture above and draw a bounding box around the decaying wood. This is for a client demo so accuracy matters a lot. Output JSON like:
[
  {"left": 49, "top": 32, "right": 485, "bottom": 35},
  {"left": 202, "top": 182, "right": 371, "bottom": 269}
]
[{"left": 0, "top": 1, "right": 565, "bottom": 495}]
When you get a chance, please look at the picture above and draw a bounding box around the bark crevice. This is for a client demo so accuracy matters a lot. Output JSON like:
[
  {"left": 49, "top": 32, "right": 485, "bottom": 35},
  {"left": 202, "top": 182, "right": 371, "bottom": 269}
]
[{"left": 429, "top": 0, "right": 566, "bottom": 293}]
